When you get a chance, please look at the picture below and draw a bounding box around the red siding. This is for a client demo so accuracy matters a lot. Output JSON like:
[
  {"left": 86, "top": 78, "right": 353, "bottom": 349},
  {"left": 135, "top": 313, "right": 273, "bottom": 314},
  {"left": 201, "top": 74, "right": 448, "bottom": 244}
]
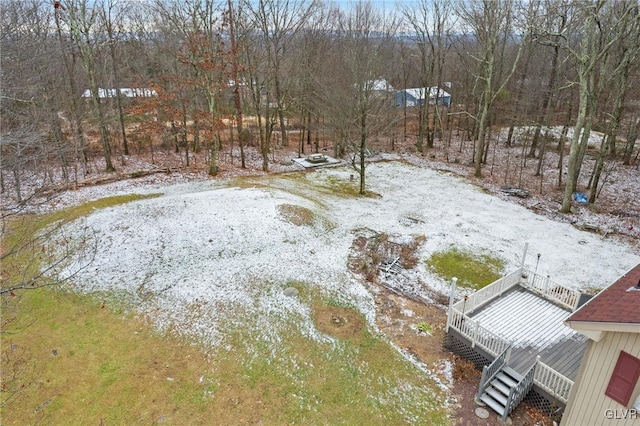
[{"left": 605, "top": 351, "right": 640, "bottom": 406}]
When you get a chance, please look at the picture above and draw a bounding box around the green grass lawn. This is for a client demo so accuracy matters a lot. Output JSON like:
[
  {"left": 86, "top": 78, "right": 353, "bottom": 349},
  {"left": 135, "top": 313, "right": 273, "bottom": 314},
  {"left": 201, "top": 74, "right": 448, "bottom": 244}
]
[{"left": 426, "top": 247, "right": 505, "bottom": 290}]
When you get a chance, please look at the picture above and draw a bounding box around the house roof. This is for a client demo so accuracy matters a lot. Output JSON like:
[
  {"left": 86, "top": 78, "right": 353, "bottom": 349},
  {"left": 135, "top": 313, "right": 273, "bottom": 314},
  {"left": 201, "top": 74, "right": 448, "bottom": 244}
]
[
  {"left": 400, "top": 87, "right": 451, "bottom": 100},
  {"left": 366, "top": 78, "right": 394, "bottom": 92},
  {"left": 567, "top": 263, "right": 640, "bottom": 325},
  {"left": 82, "top": 88, "right": 158, "bottom": 98}
]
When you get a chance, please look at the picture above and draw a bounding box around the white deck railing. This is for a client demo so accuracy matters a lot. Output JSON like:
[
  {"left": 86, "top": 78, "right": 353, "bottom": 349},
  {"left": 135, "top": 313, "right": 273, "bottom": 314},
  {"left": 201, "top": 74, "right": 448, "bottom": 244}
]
[
  {"left": 446, "top": 261, "right": 579, "bottom": 406},
  {"left": 521, "top": 268, "right": 581, "bottom": 311},
  {"left": 447, "top": 308, "right": 511, "bottom": 357},
  {"left": 449, "top": 306, "right": 575, "bottom": 406},
  {"left": 534, "top": 358, "right": 574, "bottom": 404},
  {"left": 452, "top": 268, "right": 523, "bottom": 315}
]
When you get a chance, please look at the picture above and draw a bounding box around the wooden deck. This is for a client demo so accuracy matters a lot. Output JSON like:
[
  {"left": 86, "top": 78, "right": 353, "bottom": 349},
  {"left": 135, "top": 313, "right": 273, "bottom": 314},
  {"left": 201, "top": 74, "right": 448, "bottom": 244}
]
[{"left": 469, "top": 287, "right": 588, "bottom": 380}]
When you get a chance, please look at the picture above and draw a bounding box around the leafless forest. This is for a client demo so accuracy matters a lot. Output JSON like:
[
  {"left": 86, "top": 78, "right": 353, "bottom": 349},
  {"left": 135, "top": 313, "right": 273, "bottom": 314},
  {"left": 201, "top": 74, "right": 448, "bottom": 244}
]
[{"left": 2, "top": 0, "right": 639, "bottom": 214}]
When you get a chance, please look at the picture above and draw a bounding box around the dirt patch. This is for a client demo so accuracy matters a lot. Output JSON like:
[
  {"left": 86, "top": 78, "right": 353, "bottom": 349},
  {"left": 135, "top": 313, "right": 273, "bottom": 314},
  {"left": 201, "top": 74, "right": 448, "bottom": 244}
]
[
  {"left": 373, "top": 289, "right": 449, "bottom": 362},
  {"left": 347, "top": 228, "right": 552, "bottom": 425},
  {"left": 313, "top": 306, "right": 364, "bottom": 339},
  {"left": 347, "top": 228, "right": 427, "bottom": 285}
]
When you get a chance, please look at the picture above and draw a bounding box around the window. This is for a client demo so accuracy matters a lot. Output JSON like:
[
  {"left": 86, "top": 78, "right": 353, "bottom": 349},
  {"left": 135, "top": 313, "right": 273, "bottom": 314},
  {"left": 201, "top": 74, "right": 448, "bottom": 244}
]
[{"left": 605, "top": 351, "right": 640, "bottom": 406}]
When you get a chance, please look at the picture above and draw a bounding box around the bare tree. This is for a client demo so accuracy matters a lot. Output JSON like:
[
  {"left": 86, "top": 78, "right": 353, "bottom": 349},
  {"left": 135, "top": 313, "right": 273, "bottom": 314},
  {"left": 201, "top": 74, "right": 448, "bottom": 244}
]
[
  {"left": 322, "top": 1, "right": 397, "bottom": 195},
  {"left": 403, "top": 0, "right": 455, "bottom": 152},
  {"left": 54, "top": 2, "right": 90, "bottom": 180},
  {"left": 0, "top": 1, "right": 99, "bottom": 327},
  {"left": 100, "top": 0, "right": 131, "bottom": 156},
  {"left": 288, "top": 6, "right": 335, "bottom": 156},
  {"left": 622, "top": 115, "right": 639, "bottom": 166},
  {"left": 153, "top": 0, "right": 229, "bottom": 175},
  {"left": 456, "top": 0, "right": 526, "bottom": 178},
  {"left": 537, "top": 0, "right": 640, "bottom": 212},
  {"left": 61, "top": 0, "right": 116, "bottom": 172},
  {"left": 1, "top": 0, "right": 84, "bottom": 200},
  {"left": 242, "top": 0, "right": 318, "bottom": 150},
  {"left": 588, "top": 0, "right": 640, "bottom": 202},
  {"left": 227, "top": 0, "right": 246, "bottom": 168},
  {"left": 236, "top": 4, "right": 272, "bottom": 171},
  {"left": 530, "top": 2, "right": 568, "bottom": 178}
]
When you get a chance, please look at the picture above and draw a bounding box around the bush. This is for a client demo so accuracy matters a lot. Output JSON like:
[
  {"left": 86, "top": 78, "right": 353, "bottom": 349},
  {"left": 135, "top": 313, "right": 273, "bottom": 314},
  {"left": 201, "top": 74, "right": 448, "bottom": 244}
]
[{"left": 416, "top": 322, "right": 432, "bottom": 334}]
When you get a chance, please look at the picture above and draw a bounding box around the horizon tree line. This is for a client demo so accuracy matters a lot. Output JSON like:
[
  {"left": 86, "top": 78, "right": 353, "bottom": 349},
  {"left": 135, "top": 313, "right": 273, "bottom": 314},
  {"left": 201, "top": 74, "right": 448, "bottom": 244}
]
[{"left": 1, "top": 0, "right": 639, "bottom": 206}]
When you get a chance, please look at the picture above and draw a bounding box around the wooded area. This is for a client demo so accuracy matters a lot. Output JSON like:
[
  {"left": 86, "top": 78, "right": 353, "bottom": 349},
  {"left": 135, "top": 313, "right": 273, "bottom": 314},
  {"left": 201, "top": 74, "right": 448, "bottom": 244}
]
[{"left": 2, "top": 0, "right": 639, "bottom": 209}]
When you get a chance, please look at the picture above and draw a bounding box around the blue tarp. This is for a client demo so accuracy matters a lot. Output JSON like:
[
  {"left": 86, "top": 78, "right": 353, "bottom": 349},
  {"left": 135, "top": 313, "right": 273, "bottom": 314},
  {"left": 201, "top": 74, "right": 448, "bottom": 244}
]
[{"left": 573, "top": 192, "right": 588, "bottom": 204}]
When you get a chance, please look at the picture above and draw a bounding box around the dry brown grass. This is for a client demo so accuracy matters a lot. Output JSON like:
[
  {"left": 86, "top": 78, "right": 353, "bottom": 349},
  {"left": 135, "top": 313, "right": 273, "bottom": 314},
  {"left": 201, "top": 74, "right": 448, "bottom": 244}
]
[
  {"left": 277, "top": 203, "right": 315, "bottom": 226},
  {"left": 451, "top": 356, "right": 479, "bottom": 382}
]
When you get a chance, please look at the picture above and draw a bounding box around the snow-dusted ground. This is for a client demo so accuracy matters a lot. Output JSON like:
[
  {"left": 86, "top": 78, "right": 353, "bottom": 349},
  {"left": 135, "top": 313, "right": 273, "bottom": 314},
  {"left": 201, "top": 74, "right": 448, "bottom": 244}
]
[
  {"left": 56, "top": 161, "right": 639, "bottom": 350},
  {"left": 497, "top": 125, "right": 610, "bottom": 149}
]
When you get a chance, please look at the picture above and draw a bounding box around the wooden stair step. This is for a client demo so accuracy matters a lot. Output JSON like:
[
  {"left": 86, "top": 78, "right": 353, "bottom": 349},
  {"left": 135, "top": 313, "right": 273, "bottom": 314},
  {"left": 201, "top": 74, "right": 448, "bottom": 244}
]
[
  {"left": 496, "top": 371, "right": 518, "bottom": 389},
  {"left": 485, "top": 387, "right": 508, "bottom": 406},
  {"left": 503, "top": 366, "right": 524, "bottom": 381},
  {"left": 480, "top": 393, "right": 506, "bottom": 416},
  {"left": 490, "top": 378, "right": 512, "bottom": 396}
]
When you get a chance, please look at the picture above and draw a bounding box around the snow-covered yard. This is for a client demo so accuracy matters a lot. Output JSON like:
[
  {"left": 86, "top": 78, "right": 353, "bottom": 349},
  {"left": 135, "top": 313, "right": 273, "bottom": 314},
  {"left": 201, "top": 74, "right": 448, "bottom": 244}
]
[{"left": 57, "top": 161, "right": 638, "bottom": 349}]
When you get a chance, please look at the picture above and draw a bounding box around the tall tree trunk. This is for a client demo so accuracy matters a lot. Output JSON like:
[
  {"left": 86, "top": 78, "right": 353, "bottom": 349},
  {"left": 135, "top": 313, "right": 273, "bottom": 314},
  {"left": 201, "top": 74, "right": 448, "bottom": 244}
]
[
  {"left": 506, "top": 47, "right": 532, "bottom": 147},
  {"left": 55, "top": 14, "right": 88, "bottom": 176},
  {"left": 50, "top": 109, "right": 69, "bottom": 182},
  {"left": 482, "top": 121, "right": 492, "bottom": 164},
  {"left": 110, "top": 46, "right": 129, "bottom": 156},
  {"left": 589, "top": 71, "right": 627, "bottom": 203},
  {"left": 561, "top": 84, "right": 589, "bottom": 212},
  {"left": 403, "top": 91, "right": 408, "bottom": 142},
  {"left": 208, "top": 94, "right": 218, "bottom": 175},
  {"left": 531, "top": 44, "right": 560, "bottom": 160},
  {"left": 307, "top": 110, "right": 312, "bottom": 150},
  {"left": 275, "top": 76, "right": 288, "bottom": 147},
  {"left": 298, "top": 108, "right": 305, "bottom": 157},
  {"left": 262, "top": 101, "right": 271, "bottom": 172},
  {"left": 474, "top": 89, "right": 491, "bottom": 178},
  {"left": 13, "top": 169, "right": 22, "bottom": 204},
  {"left": 588, "top": 137, "right": 606, "bottom": 203},
  {"left": 575, "top": 108, "right": 595, "bottom": 183},
  {"left": 417, "top": 101, "right": 425, "bottom": 152},
  {"left": 228, "top": 0, "right": 245, "bottom": 168},
  {"left": 622, "top": 116, "right": 639, "bottom": 165},
  {"left": 179, "top": 102, "right": 190, "bottom": 167},
  {"left": 359, "top": 110, "right": 366, "bottom": 195},
  {"left": 314, "top": 114, "right": 320, "bottom": 153},
  {"left": 90, "top": 90, "right": 116, "bottom": 172}
]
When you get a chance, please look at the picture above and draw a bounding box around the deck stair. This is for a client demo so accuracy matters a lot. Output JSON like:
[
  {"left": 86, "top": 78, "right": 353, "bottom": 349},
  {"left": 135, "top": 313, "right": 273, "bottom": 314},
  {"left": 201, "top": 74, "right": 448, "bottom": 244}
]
[
  {"left": 479, "top": 366, "right": 523, "bottom": 419},
  {"left": 475, "top": 345, "right": 537, "bottom": 421}
]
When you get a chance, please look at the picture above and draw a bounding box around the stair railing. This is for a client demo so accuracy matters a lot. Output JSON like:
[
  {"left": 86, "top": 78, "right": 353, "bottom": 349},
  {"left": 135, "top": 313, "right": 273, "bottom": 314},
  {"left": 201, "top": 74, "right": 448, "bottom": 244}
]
[
  {"left": 476, "top": 344, "right": 512, "bottom": 402},
  {"left": 502, "top": 357, "right": 537, "bottom": 421}
]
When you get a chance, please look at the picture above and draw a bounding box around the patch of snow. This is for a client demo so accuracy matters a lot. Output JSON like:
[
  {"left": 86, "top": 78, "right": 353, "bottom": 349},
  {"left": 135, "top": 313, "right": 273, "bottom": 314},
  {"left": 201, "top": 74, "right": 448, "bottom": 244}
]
[
  {"left": 400, "top": 309, "right": 414, "bottom": 317},
  {"left": 438, "top": 360, "right": 454, "bottom": 387},
  {"left": 53, "top": 161, "right": 638, "bottom": 356},
  {"left": 495, "top": 125, "right": 606, "bottom": 149}
]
